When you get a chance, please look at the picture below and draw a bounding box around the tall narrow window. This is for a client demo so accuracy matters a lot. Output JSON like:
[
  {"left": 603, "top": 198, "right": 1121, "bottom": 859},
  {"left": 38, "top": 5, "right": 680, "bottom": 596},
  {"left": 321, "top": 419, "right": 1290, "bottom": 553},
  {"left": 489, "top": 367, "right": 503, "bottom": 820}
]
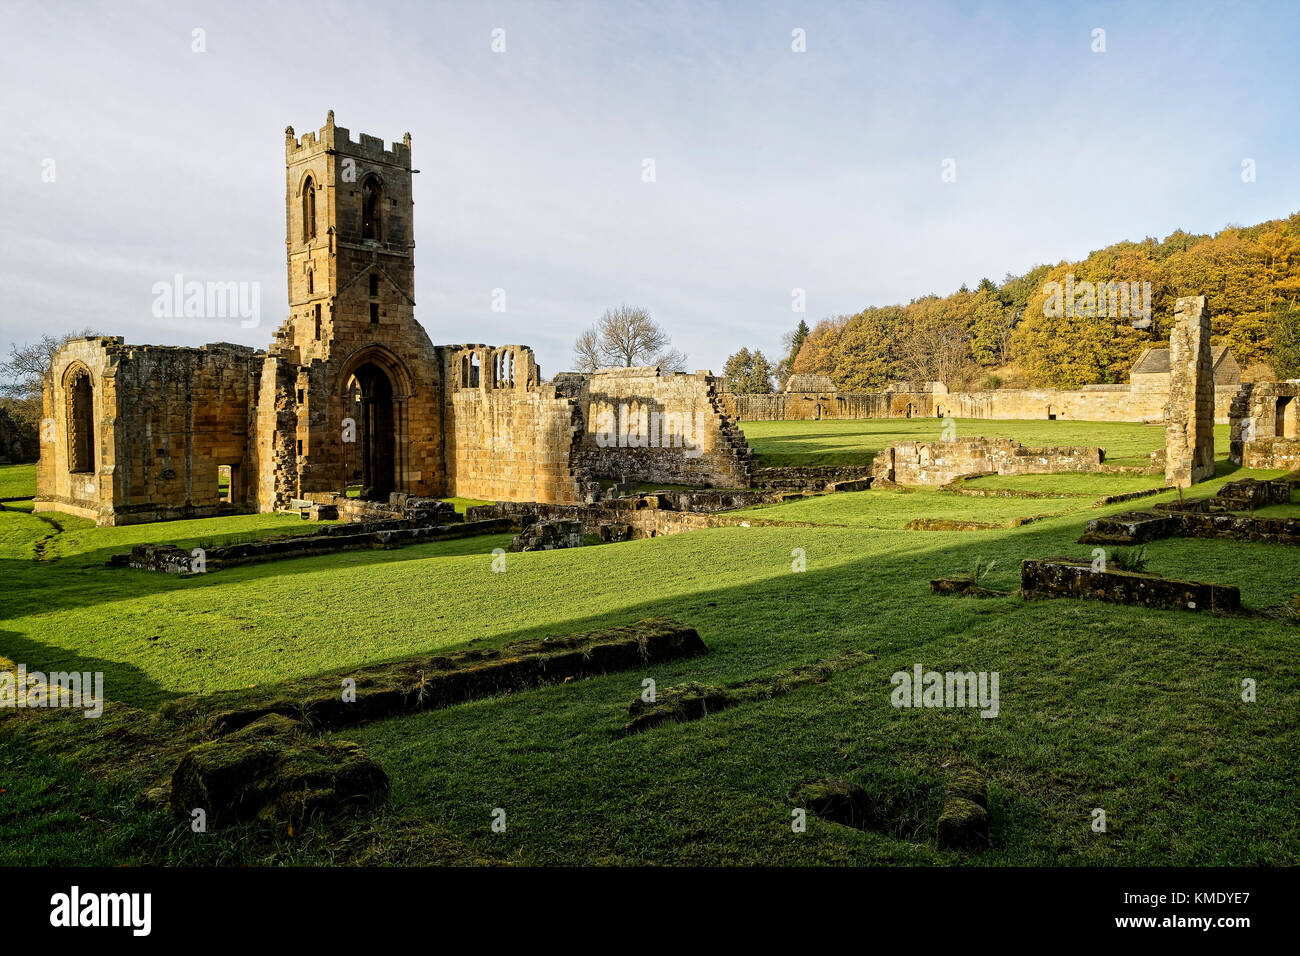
[
  {"left": 362, "top": 177, "right": 381, "bottom": 240},
  {"left": 306, "top": 267, "right": 313, "bottom": 294},
  {"left": 314, "top": 303, "right": 322, "bottom": 340},
  {"left": 302, "top": 176, "right": 317, "bottom": 241},
  {"left": 64, "top": 366, "right": 95, "bottom": 473},
  {"left": 369, "top": 273, "right": 380, "bottom": 296}
]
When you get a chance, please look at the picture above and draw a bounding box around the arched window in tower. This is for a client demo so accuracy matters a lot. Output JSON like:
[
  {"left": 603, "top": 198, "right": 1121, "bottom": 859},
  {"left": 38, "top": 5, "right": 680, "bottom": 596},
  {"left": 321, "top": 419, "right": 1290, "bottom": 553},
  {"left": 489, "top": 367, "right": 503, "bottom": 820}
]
[
  {"left": 302, "top": 176, "right": 317, "bottom": 241},
  {"left": 306, "top": 267, "right": 313, "bottom": 294},
  {"left": 64, "top": 366, "right": 95, "bottom": 474},
  {"left": 362, "top": 177, "right": 382, "bottom": 241}
]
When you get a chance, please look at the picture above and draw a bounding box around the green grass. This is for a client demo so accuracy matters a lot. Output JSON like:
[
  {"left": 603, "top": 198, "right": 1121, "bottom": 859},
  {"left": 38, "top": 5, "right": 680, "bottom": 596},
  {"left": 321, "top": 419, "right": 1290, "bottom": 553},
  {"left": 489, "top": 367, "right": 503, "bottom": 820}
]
[
  {"left": 958, "top": 472, "right": 1165, "bottom": 496},
  {"left": 442, "top": 497, "right": 494, "bottom": 514},
  {"left": 0, "top": 463, "right": 35, "bottom": 498},
  {"left": 734, "top": 487, "right": 1077, "bottom": 529},
  {"left": 1, "top": 431, "right": 1298, "bottom": 866},
  {"left": 740, "top": 417, "right": 1231, "bottom": 468}
]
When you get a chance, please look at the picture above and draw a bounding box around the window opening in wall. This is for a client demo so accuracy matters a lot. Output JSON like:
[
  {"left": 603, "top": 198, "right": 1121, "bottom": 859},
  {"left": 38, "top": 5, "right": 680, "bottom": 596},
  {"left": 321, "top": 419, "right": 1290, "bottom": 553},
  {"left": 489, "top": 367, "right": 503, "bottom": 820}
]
[{"left": 65, "top": 367, "right": 95, "bottom": 473}]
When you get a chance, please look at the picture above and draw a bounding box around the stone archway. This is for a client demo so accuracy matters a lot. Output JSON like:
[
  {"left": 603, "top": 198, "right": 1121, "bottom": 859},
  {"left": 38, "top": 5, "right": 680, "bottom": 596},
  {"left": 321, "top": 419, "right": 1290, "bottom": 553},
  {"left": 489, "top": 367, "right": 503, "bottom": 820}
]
[
  {"left": 340, "top": 346, "right": 413, "bottom": 501},
  {"left": 62, "top": 364, "right": 95, "bottom": 474},
  {"left": 347, "top": 362, "right": 397, "bottom": 499}
]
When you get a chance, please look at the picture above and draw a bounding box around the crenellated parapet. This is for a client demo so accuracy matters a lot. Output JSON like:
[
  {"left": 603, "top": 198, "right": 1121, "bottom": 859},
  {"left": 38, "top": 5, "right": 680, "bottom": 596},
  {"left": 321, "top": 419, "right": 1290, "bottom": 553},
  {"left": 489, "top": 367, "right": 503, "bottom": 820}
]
[{"left": 286, "top": 110, "right": 412, "bottom": 169}]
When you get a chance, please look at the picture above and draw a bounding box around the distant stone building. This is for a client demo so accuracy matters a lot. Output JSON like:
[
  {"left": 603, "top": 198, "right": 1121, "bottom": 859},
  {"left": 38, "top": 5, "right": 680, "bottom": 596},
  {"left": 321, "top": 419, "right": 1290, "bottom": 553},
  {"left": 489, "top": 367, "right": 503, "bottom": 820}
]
[
  {"left": 35, "top": 114, "right": 751, "bottom": 526},
  {"left": 1130, "top": 343, "right": 1241, "bottom": 420},
  {"left": 782, "top": 373, "right": 835, "bottom": 394},
  {"left": 721, "top": 341, "right": 1243, "bottom": 424}
]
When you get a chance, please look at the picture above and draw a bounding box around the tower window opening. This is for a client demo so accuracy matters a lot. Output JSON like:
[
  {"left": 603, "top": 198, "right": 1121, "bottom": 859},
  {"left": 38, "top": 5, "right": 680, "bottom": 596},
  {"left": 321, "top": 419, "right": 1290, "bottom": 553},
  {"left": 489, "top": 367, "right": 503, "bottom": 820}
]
[
  {"left": 302, "top": 176, "right": 317, "bottom": 241},
  {"left": 362, "top": 178, "right": 382, "bottom": 241},
  {"left": 370, "top": 302, "right": 379, "bottom": 324}
]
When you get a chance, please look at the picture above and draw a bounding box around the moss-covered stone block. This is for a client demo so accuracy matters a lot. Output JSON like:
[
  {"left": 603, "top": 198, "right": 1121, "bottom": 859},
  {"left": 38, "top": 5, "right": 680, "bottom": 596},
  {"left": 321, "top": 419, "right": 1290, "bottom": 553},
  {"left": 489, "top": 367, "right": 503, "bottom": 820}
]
[{"left": 170, "top": 714, "right": 389, "bottom": 828}]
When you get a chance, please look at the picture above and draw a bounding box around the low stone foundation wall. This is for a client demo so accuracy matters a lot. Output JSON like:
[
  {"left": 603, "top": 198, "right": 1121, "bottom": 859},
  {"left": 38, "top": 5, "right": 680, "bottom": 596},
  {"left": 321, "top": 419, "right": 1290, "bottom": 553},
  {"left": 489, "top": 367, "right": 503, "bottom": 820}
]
[
  {"left": 750, "top": 465, "right": 876, "bottom": 492},
  {"left": 510, "top": 519, "right": 584, "bottom": 552},
  {"left": 1082, "top": 499, "right": 1300, "bottom": 546},
  {"left": 1021, "top": 558, "right": 1240, "bottom": 613},
  {"left": 872, "top": 438, "right": 1104, "bottom": 487},
  {"left": 651, "top": 488, "right": 787, "bottom": 511},
  {"left": 164, "top": 618, "right": 707, "bottom": 734},
  {"left": 1171, "top": 512, "right": 1300, "bottom": 544},
  {"left": 465, "top": 494, "right": 815, "bottom": 541},
  {"left": 124, "top": 517, "right": 512, "bottom": 572},
  {"left": 315, "top": 493, "right": 461, "bottom": 525}
]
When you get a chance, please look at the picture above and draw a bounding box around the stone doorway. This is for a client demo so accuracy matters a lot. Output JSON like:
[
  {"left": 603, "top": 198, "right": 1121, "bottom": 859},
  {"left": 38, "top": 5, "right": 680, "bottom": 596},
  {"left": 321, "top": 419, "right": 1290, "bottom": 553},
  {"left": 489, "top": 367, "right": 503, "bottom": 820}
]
[
  {"left": 348, "top": 362, "right": 398, "bottom": 500},
  {"left": 1277, "top": 396, "right": 1297, "bottom": 439}
]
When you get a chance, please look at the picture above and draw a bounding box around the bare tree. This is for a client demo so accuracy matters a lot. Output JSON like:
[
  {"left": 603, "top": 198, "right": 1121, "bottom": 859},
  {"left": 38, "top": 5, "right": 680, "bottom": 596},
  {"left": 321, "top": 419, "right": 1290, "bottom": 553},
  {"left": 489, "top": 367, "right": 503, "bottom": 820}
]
[
  {"left": 895, "top": 311, "right": 973, "bottom": 389},
  {"left": 572, "top": 326, "right": 603, "bottom": 373},
  {"left": 572, "top": 306, "right": 687, "bottom": 372},
  {"left": 0, "top": 328, "right": 97, "bottom": 427}
]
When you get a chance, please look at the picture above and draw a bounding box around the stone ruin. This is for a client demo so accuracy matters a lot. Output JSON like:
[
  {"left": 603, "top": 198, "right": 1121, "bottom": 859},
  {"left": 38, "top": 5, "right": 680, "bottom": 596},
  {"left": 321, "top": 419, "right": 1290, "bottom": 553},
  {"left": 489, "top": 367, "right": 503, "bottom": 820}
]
[
  {"left": 510, "top": 519, "right": 584, "bottom": 552},
  {"left": 1163, "top": 295, "right": 1216, "bottom": 487},
  {"left": 33, "top": 113, "right": 753, "bottom": 527},
  {"left": 1230, "top": 379, "right": 1300, "bottom": 472},
  {"left": 26, "top": 111, "right": 1281, "bottom": 534},
  {"left": 871, "top": 437, "right": 1105, "bottom": 487}
]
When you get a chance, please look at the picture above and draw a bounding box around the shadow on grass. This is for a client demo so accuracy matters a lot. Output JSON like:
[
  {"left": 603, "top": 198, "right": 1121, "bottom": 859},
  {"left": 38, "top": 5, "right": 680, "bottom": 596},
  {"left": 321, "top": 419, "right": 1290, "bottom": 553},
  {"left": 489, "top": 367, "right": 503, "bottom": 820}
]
[{"left": 0, "top": 628, "right": 180, "bottom": 708}]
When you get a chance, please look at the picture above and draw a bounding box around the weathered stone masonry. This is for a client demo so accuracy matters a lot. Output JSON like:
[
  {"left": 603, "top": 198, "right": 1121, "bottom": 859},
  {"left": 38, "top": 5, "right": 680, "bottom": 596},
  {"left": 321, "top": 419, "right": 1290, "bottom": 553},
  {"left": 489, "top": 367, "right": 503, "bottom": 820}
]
[
  {"left": 871, "top": 438, "right": 1104, "bottom": 487},
  {"left": 35, "top": 114, "right": 752, "bottom": 525}
]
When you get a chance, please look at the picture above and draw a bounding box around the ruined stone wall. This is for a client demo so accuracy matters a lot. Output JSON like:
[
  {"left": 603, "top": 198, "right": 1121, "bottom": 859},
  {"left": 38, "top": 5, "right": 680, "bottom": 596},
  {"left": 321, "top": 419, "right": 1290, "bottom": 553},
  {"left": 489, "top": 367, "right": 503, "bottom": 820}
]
[
  {"left": 1230, "top": 380, "right": 1300, "bottom": 470},
  {"left": 871, "top": 438, "right": 1104, "bottom": 487},
  {"left": 561, "top": 368, "right": 753, "bottom": 488},
  {"left": 440, "top": 345, "right": 587, "bottom": 505},
  {"left": 1165, "top": 296, "right": 1216, "bottom": 487},
  {"left": 724, "top": 384, "right": 1171, "bottom": 423},
  {"left": 251, "top": 354, "right": 300, "bottom": 512},
  {"left": 36, "top": 337, "right": 263, "bottom": 525}
]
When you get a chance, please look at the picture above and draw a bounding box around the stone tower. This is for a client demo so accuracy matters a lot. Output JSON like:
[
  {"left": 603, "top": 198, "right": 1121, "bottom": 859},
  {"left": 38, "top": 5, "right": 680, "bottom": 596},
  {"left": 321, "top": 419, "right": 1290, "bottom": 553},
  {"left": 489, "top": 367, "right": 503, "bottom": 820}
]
[
  {"left": 1164, "top": 295, "right": 1215, "bottom": 487},
  {"left": 283, "top": 109, "right": 416, "bottom": 362},
  {"left": 272, "top": 112, "right": 445, "bottom": 501}
]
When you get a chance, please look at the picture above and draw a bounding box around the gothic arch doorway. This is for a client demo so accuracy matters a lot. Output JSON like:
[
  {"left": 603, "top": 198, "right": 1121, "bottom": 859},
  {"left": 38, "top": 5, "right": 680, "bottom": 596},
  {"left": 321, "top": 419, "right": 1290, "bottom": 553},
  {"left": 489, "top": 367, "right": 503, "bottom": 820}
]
[{"left": 346, "top": 362, "right": 397, "bottom": 499}]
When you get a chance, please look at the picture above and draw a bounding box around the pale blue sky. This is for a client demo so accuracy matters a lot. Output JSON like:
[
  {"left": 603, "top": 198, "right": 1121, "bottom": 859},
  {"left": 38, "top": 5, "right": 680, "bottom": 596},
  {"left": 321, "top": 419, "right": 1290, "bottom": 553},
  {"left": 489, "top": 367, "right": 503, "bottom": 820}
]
[{"left": 2, "top": 0, "right": 1297, "bottom": 375}]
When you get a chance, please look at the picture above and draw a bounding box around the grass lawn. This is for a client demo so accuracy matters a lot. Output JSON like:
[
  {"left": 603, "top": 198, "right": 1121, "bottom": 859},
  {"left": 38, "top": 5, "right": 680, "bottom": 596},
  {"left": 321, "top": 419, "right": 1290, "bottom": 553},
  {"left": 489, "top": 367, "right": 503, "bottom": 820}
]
[
  {"left": 0, "top": 462, "right": 35, "bottom": 498},
  {"left": 1, "top": 419, "right": 1297, "bottom": 867},
  {"left": 740, "top": 417, "right": 1231, "bottom": 469},
  {"left": 442, "top": 496, "right": 494, "bottom": 514}
]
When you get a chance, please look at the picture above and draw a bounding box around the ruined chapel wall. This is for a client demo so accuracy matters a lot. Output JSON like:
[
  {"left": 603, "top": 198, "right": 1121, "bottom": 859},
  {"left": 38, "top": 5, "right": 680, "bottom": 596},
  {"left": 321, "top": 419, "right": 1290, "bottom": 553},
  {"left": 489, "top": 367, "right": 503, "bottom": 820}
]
[
  {"left": 572, "top": 369, "right": 752, "bottom": 488},
  {"left": 35, "top": 338, "right": 121, "bottom": 523},
  {"left": 37, "top": 338, "right": 262, "bottom": 525},
  {"left": 441, "top": 344, "right": 585, "bottom": 505}
]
